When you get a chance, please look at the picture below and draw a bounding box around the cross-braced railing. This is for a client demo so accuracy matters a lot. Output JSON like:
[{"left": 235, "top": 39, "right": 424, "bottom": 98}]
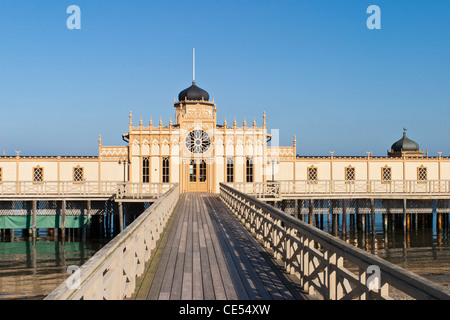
[
  {"left": 0, "top": 181, "right": 175, "bottom": 199},
  {"left": 44, "top": 184, "right": 179, "bottom": 300},
  {"left": 229, "top": 180, "right": 450, "bottom": 199},
  {"left": 220, "top": 183, "right": 450, "bottom": 300},
  {"left": 116, "top": 182, "right": 176, "bottom": 199}
]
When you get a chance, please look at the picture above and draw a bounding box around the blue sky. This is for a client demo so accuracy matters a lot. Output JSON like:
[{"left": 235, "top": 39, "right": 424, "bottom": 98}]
[{"left": 0, "top": 0, "right": 449, "bottom": 156}]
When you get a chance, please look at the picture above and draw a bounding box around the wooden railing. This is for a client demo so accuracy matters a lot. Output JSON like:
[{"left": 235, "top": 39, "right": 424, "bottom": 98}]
[
  {"left": 220, "top": 183, "right": 450, "bottom": 300},
  {"left": 116, "top": 182, "right": 176, "bottom": 199},
  {"left": 0, "top": 181, "right": 121, "bottom": 197},
  {"left": 0, "top": 181, "right": 174, "bottom": 199},
  {"left": 229, "top": 180, "right": 450, "bottom": 199},
  {"left": 44, "top": 184, "right": 179, "bottom": 300}
]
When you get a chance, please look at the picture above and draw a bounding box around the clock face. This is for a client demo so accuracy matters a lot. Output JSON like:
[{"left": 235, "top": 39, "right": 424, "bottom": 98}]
[{"left": 185, "top": 130, "right": 211, "bottom": 154}]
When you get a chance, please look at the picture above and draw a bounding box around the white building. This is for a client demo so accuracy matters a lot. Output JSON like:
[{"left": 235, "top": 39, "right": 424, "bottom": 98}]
[{"left": 1, "top": 80, "right": 448, "bottom": 194}]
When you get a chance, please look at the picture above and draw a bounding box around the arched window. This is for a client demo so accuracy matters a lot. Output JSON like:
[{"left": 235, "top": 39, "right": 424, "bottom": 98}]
[
  {"left": 246, "top": 157, "right": 254, "bottom": 183},
  {"left": 226, "top": 157, "right": 234, "bottom": 183},
  {"left": 162, "top": 157, "right": 170, "bottom": 183},
  {"left": 142, "top": 157, "right": 150, "bottom": 183}
]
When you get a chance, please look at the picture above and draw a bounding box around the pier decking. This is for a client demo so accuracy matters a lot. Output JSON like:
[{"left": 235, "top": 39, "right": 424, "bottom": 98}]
[{"left": 132, "top": 193, "right": 304, "bottom": 300}]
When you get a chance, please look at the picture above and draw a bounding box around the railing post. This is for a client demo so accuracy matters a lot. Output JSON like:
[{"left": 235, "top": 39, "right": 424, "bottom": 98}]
[
  {"left": 328, "top": 251, "right": 336, "bottom": 300},
  {"left": 359, "top": 267, "right": 367, "bottom": 300}
]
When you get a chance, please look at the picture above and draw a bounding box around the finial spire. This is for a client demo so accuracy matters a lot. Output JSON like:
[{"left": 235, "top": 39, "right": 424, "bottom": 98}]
[
  {"left": 403, "top": 127, "right": 407, "bottom": 135},
  {"left": 193, "top": 48, "right": 195, "bottom": 84},
  {"left": 129, "top": 110, "right": 132, "bottom": 126}
]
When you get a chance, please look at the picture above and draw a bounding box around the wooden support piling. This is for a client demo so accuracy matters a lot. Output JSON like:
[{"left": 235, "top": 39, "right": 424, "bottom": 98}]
[
  {"left": 403, "top": 199, "right": 407, "bottom": 234},
  {"left": 86, "top": 200, "right": 91, "bottom": 238},
  {"left": 32, "top": 200, "right": 37, "bottom": 238},
  {"left": 118, "top": 202, "right": 124, "bottom": 232},
  {"left": 342, "top": 199, "right": 347, "bottom": 236},
  {"left": 370, "top": 198, "right": 375, "bottom": 234},
  {"left": 61, "top": 200, "right": 66, "bottom": 239}
]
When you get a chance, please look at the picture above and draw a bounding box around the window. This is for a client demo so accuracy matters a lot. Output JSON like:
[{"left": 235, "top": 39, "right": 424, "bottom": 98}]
[
  {"left": 185, "top": 130, "right": 211, "bottom": 154},
  {"left": 418, "top": 165, "right": 427, "bottom": 182},
  {"left": 189, "top": 160, "right": 197, "bottom": 182},
  {"left": 246, "top": 157, "right": 254, "bottom": 183},
  {"left": 162, "top": 157, "right": 170, "bottom": 183},
  {"left": 142, "top": 157, "right": 150, "bottom": 183},
  {"left": 381, "top": 165, "right": 392, "bottom": 183},
  {"left": 307, "top": 166, "right": 318, "bottom": 184},
  {"left": 33, "top": 166, "right": 44, "bottom": 183},
  {"left": 226, "top": 157, "right": 234, "bottom": 183},
  {"left": 73, "top": 165, "right": 84, "bottom": 183},
  {"left": 345, "top": 165, "right": 355, "bottom": 183},
  {"left": 0, "top": 167, "right": 2, "bottom": 182},
  {"left": 199, "top": 160, "right": 207, "bottom": 182}
]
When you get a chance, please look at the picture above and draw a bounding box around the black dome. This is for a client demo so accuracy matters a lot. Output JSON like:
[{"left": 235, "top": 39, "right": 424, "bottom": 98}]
[
  {"left": 391, "top": 131, "right": 420, "bottom": 152},
  {"left": 178, "top": 81, "right": 210, "bottom": 101}
]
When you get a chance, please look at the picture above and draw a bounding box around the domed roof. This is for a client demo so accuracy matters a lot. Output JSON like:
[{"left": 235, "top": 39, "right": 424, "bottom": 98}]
[
  {"left": 178, "top": 81, "right": 210, "bottom": 101},
  {"left": 391, "top": 130, "right": 420, "bottom": 152}
]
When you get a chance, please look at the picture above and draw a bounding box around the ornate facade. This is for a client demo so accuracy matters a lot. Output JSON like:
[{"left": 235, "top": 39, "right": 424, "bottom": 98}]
[{"left": 1, "top": 81, "right": 449, "bottom": 193}]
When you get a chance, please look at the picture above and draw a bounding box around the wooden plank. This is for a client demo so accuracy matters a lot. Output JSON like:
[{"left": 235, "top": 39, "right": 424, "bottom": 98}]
[
  {"left": 198, "top": 194, "right": 227, "bottom": 300},
  {"left": 203, "top": 194, "right": 249, "bottom": 300},
  {"left": 202, "top": 194, "right": 239, "bottom": 300},
  {"left": 144, "top": 197, "right": 183, "bottom": 299},
  {"left": 134, "top": 192, "right": 303, "bottom": 301},
  {"left": 237, "top": 224, "right": 297, "bottom": 300},
  {"left": 168, "top": 194, "right": 189, "bottom": 300},
  {"left": 205, "top": 195, "right": 270, "bottom": 299},
  {"left": 181, "top": 193, "right": 194, "bottom": 300},
  {"left": 150, "top": 194, "right": 186, "bottom": 300},
  {"left": 192, "top": 194, "right": 203, "bottom": 300},
  {"left": 132, "top": 201, "right": 179, "bottom": 300},
  {"left": 222, "top": 206, "right": 292, "bottom": 300},
  {"left": 208, "top": 194, "right": 304, "bottom": 300},
  {"left": 196, "top": 194, "right": 216, "bottom": 300}
]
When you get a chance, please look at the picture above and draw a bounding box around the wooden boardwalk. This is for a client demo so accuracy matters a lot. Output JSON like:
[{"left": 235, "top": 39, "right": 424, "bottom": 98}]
[{"left": 132, "top": 193, "right": 305, "bottom": 300}]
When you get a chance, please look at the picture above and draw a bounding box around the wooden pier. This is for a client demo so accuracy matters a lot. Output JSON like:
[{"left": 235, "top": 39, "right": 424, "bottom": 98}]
[
  {"left": 43, "top": 184, "right": 450, "bottom": 300},
  {"left": 133, "top": 193, "right": 304, "bottom": 300}
]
